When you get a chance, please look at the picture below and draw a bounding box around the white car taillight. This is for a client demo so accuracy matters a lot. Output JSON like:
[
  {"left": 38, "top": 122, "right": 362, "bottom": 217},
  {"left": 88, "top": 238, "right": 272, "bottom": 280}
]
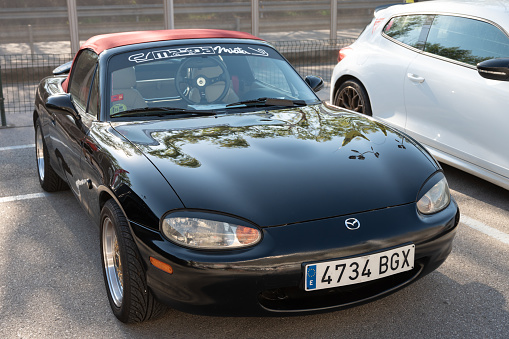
[{"left": 338, "top": 47, "right": 353, "bottom": 62}]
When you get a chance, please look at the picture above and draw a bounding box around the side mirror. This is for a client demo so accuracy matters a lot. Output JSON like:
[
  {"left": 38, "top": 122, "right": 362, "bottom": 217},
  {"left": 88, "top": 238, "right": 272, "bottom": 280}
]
[
  {"left": 52, "top": 61, "right": 73, "bottom": 75},
  {"left": 45, "top": 93, "right": 81, "bottom": 120},
  {"left": 305, "top": 75, "right": 324, "bottom": 93},
  {"left": 477, "top": 58, "right": 509, "bottom": 81}
]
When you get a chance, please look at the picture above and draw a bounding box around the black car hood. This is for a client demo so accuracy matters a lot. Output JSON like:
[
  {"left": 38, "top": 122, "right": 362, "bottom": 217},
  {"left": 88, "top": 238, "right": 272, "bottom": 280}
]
[{"left": 112, "top": 104, "right": 438, "bottom": 227}]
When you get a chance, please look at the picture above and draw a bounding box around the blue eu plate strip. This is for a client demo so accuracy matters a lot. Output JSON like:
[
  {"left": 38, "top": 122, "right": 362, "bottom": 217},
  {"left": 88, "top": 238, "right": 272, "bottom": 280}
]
[{"left": 306, "top": 265, "right": 317, "bottom": 290}]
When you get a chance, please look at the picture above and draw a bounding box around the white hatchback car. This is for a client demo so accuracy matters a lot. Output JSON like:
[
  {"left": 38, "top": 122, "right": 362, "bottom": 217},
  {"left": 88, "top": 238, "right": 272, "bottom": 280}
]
[{"left": 331, "top": 0, "right": 509, "bottom": 190}]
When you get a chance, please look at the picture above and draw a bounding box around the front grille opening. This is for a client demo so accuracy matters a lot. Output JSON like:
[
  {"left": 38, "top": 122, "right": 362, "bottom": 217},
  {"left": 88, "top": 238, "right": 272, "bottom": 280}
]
[{"left": 259, "top": 263, "right": 424, "bottom": 312}]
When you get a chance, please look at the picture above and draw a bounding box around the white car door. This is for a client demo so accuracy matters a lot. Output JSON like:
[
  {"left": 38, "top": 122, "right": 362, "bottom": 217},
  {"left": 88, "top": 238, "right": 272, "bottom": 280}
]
[
  {"left": 404, "top": 14, "right": 509, "bottom": 181},
  {"left": 364, "top": 15, "right": 428, "bottom": 129}
]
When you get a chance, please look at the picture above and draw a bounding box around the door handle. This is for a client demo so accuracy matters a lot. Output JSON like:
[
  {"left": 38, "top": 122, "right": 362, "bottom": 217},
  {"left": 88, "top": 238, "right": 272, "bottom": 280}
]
[{"left": 407, "top": 73, "right": 425, "bottom": 83}]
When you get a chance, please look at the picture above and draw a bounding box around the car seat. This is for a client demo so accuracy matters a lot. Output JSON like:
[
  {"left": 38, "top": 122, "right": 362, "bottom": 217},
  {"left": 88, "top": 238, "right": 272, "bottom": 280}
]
[{"left": 111, "top": 67, "right": 147, "bottom": 111}]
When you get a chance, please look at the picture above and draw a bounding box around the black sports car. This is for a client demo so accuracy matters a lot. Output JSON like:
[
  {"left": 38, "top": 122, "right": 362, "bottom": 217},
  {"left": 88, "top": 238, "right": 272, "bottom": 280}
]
[{"left": 34, "top": 29, "right": 459, "bottom": 323}]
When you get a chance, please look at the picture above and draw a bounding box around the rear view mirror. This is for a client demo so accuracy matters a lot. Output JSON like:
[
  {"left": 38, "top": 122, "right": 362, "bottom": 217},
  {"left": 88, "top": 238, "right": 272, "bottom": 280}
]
[
  {"left": 45, "top": 93, "right": 81, "bottom": 121},
  {"left": 305, "top": 76, "right": 324, "bottom": 92},
  {"left": 477, "top": 58, "right": 509, "bottom": 81}
]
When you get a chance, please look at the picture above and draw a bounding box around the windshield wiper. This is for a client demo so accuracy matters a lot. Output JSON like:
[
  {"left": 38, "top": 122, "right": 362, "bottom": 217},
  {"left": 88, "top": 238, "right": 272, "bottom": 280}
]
[
  {"left": 226, "top": 97, "right": 307, "bottom": 108},
  {"left": 110, "top": 106, "right": 217, "bottom": 118}
]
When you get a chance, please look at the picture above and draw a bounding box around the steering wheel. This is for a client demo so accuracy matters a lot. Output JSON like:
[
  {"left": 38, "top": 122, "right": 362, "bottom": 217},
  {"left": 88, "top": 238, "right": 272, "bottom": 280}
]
[{"left": 176, "top": 57, "right": 231, "bottom": 104}]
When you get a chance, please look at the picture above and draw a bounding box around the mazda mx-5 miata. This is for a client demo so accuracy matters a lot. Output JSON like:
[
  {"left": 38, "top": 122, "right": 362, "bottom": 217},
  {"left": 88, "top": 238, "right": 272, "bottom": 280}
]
[{"left": 34, "top": 29, "right": 459, "bottom": 323}]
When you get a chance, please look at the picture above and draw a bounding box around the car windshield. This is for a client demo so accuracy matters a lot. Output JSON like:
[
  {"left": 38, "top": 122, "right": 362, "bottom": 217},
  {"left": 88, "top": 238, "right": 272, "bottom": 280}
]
[{"left": 107, "top": 43, "right": 320, "bottom": 119}]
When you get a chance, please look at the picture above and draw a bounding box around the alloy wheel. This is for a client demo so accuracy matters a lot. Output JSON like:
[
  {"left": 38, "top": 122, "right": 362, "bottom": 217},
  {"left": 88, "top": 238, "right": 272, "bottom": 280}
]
[
  {"left": 102, "top": 216, "right": 124, "bottom": 307},
  {"left": 337, "top": 86, "right": 365, "bottom": 113},
  {"left": 36, "top": 127, "right": 45, "bottom": 181}
]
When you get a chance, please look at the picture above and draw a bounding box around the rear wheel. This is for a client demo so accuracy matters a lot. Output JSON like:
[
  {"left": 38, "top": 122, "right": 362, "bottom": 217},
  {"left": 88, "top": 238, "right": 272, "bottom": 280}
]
[
  {"left": 100, "top": 199, "right": 167, "bottom": 323},
  {"left": 35, "top": 118, "right": 68, "bottom": 192},
  {"left": 334, "top": 80, "right": 372, "bottom": 116}
]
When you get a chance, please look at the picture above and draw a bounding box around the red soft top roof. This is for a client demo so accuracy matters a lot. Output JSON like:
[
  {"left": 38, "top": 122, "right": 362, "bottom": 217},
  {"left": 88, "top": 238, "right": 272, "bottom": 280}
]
[
  {"left": 62, "top": 29, "right": 264, "bottom": 92},
  {"left": 81, "top": 29, "right": 264, "bottom": 55}
]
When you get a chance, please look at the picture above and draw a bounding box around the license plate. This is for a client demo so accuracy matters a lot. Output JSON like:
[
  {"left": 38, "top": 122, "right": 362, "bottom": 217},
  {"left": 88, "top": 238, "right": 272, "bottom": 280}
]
[{"left": 305, "top": 244, "right": 415, "bottom": 291}]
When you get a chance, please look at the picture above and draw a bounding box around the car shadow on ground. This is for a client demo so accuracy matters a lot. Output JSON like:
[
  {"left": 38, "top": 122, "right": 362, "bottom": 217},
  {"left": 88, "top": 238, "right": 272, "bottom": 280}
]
[{"left": 128, "top": 273, "right": 508, "bottom": 338}]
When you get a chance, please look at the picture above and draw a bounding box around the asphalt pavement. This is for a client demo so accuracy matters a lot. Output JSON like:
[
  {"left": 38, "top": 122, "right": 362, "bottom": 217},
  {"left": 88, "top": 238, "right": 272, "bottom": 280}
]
[{"left": 1, "top": 115, "right": 508, "bottom": 338}]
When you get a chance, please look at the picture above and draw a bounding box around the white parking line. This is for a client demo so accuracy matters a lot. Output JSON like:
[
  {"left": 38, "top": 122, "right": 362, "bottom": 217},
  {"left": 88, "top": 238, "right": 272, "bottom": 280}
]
[
  {"left": 460, "top": 215, "right": 509, "bottom": 246},
  {"left": 0, "top": 193, "right": 49, "bottom": 203},
  {"left": 0, "top": 144, "right": 35, "bottom": 152}
]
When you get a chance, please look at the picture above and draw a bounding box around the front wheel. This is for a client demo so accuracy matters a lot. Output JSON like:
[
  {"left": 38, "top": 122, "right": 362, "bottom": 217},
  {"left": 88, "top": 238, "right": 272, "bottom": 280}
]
[
  {"left": 100, "top": 199, "right": 167, "bottom": 323},
  {"left": 334, "top": 80, "right": 372, "bottom": 116}
]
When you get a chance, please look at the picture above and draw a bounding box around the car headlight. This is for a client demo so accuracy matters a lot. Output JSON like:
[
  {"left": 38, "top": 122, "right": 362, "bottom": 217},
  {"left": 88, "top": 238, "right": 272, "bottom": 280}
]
[
  {"left": 416, "top": 175, "right": 451, "bottom": 215},
  {"left": 161, "top": 212, "right": 261, "bottom": 249}
]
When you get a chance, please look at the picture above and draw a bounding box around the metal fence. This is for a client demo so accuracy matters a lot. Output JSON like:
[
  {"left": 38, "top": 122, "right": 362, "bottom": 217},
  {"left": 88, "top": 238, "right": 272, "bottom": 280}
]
[
  {"left": 0, "top": 54, "right": 73, "bottom": 119},
  {"left": 0, "top": 1, "right": 393, "bottom": 46},
  {"left": 0, "top": 38, "right": 355, "bottom": 125}
]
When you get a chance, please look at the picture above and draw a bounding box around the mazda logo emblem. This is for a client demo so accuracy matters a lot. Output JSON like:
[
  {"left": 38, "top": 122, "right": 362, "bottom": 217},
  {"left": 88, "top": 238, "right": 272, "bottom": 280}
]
[{"left": 345, "top": 218, "right": 360, "bottom": 230}]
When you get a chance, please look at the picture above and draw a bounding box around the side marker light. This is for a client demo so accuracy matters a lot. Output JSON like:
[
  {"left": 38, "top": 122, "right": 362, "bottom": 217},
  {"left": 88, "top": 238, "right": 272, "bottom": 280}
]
[{"left": 150, "top": 257, "right": 173, "bottom": 274}]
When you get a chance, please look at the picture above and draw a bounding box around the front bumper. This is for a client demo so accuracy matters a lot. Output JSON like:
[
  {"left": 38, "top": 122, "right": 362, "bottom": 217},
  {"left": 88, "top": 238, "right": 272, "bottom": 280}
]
[{"left": 130, "top": 200, "right": 459, "bottom": 315}]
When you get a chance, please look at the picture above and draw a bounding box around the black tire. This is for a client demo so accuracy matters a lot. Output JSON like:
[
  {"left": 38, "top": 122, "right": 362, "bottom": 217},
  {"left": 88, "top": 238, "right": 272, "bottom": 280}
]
[
  {"left": 35, "top": 118, "right": 68, "bottom": 192},
  {"left": 334, "top": 79, "right": 372, "bottom": 116},
  {"left": 100, "top": 199, "right": 167, "bottom": 323}
]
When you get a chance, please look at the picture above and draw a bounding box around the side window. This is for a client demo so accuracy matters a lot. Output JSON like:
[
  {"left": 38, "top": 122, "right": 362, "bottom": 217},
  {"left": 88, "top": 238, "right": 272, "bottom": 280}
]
[
  {"left": 424, "top": 15, "right": 509, "bottom": 65},
  {"left": 69, "top": 49, "right": 98, "bottom": 113},
  {"left": 88, "top": 67, "right": 100, "bottom": 118},
  {"left": 383, "top": 15, "right": 431, "bottom": 49}
]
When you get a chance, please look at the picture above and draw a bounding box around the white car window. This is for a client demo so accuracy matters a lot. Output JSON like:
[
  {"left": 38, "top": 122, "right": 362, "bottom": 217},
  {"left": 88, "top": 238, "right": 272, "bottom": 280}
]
[
  {"left": 383, "top": 15, "right": 430, "bottom": 49},
  {"left": 424, "top": 15, "right": 509, "bottom": 65}
]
